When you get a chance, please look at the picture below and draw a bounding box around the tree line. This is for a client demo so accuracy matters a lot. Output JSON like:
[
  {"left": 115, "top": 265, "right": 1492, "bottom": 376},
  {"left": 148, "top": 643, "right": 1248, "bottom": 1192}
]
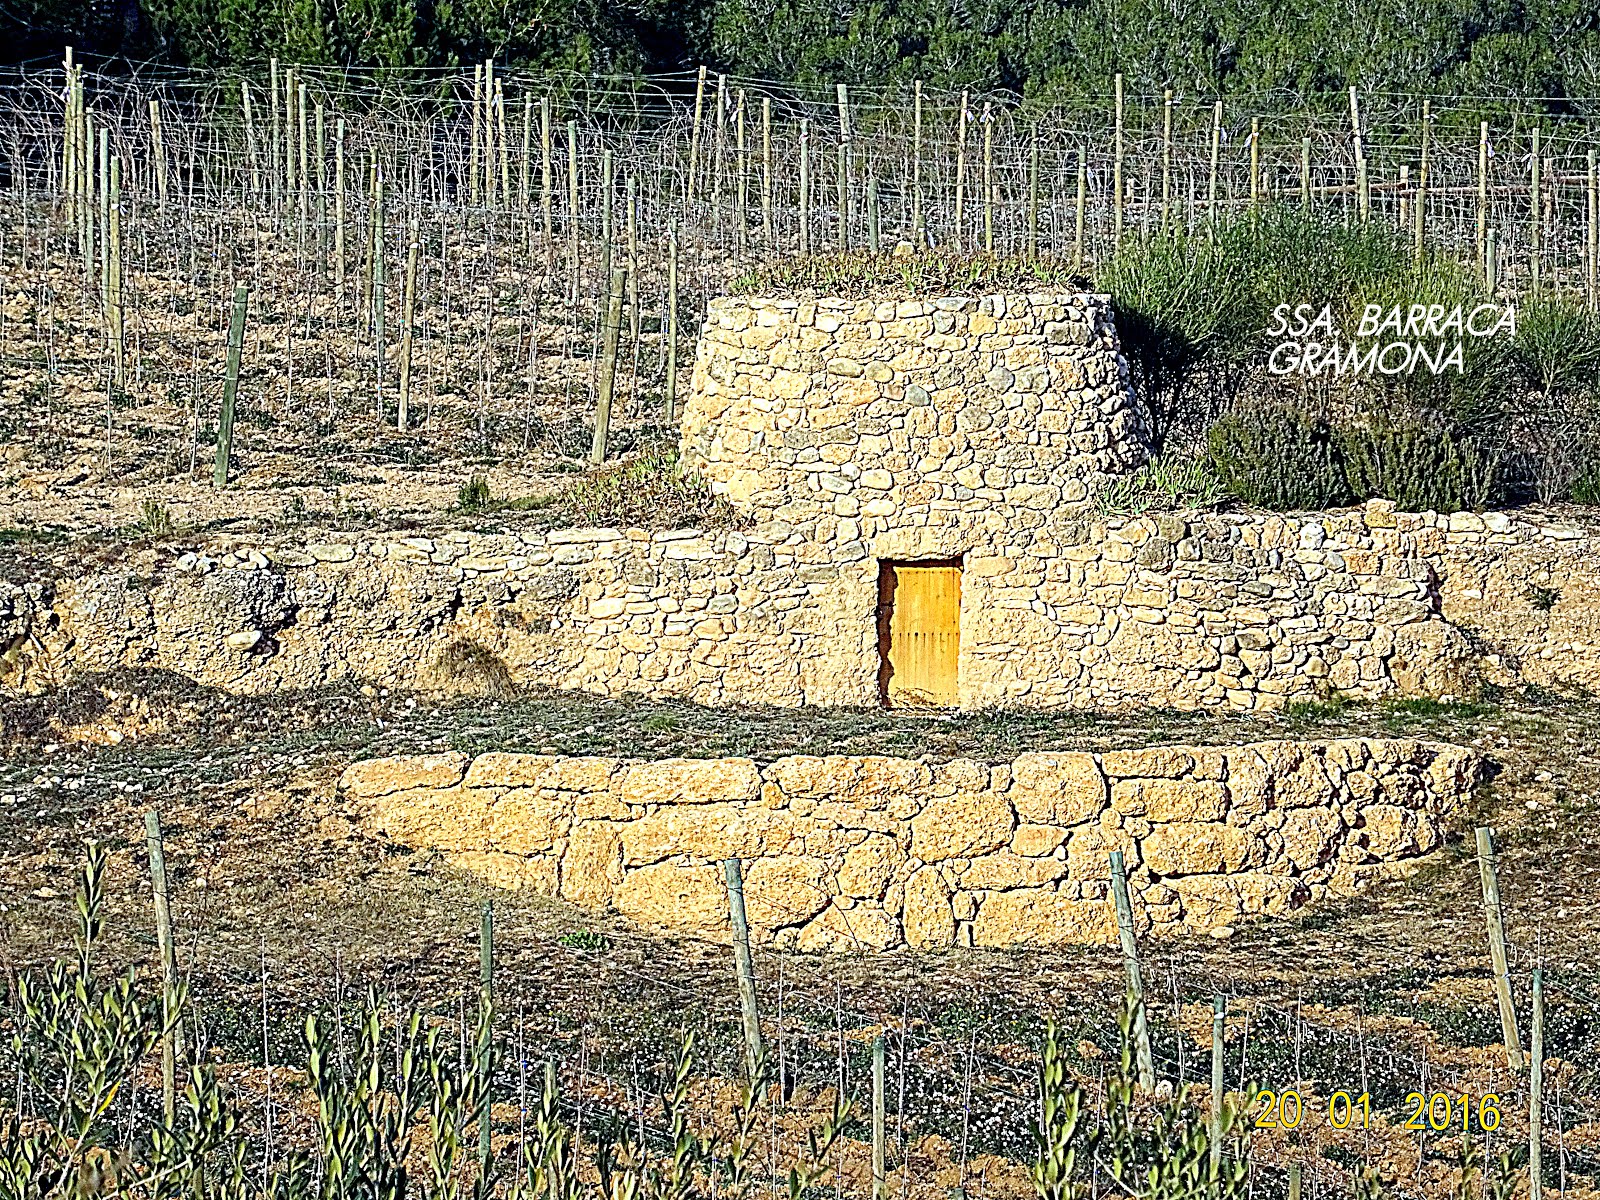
[{"left": 11, "top": 0, "right": 1600, "bottom": 115}]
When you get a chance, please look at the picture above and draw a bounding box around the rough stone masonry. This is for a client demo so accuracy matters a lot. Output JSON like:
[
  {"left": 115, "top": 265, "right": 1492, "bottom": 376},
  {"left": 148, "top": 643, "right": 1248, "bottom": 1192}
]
[{"left": 344, "top": 737, "right": 1482, "bottom": 949}]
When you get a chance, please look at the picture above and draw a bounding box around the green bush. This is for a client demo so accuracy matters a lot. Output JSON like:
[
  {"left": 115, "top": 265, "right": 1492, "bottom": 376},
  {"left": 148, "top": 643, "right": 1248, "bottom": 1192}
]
[
  {"left": 1337, "top": 409, "right": 1500, "bottom": 513},
  {"left": 1206, "top": 403, "right": 1352, "bottom": 511}
]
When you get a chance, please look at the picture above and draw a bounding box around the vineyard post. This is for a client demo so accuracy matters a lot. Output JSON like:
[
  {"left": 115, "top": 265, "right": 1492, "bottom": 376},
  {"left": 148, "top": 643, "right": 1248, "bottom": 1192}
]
[
  {"left": 954, "top": 92, "right": 969, "bottom": 248},
  {"left": 713, "top": 74, "right": 728, "bottom": 220},
  {"left": 1414, "top": 100, "right": 1430, "bottom": 263},
  {"left": 1349, "top": 87, "right": 1368, "bottom": 220},
  {"left": 397, "top": 222, "right": 420, "bottom": 431},
  {"left": 799, "top": 119, "right": 811, "bottom": 254},
  {"left": 241, "top": 81, "right": 259, "bottom": 199},
  {"left": 1587, "top": 151, "right": 1598, "bottom": 311},
  {"left": 283, "top": 67, "right": 296, "bottom": 207},
  {"left": 97, "top": 127, "right": 108, "bottom": 313},
  {"left": 149, "top": 99, "right": 167, "bottom": 213},
  {"left": 109, "top": 156, "right": 123, "bottom": 385},
  {"left": 665, "top": 222, "right": 679, "bottom": 421},
  {"left": 837, "top": 84, "right": 852, "bottom": 252},
  {"left": 1027, "top": 124, "right": 1040, "bottom": 257},
  {"left": 1475, "top": 826, "right": 1523, "bottom": 1069},
  {"left": 872, "top": 1034, "right": 887, "bottom": 1200},
  {"left": 1207, "top": 101, "right": 1222, "bottom": 223},
  {"left": 1108, "top": 851, "right": 1154, "bottom": 1091},
  {"left": 1161, "top": 89, "right": 1173, "bottom": 230},
  {"left": 315, "top": 102, "right": 327, "bottom": 277},
  {"left": 566, "top": 120, "right": 579, "bottom": 305},
  {"left": 626, "top": 175, "right": 639, "bottom": 344},
  {"left": 479, "top": 900, "right": 494, "bottom": 1186},
  {"left": 591, "top": 264, "right": 626, "bottom": 465},
  {"left": 1300, "top": 135, "right": 1311, "bottom": 212},
  {"left": 214, "top": 284, "right": 249, "bottom": 487},
  {"left": 736, "top": 91, "right": 748, "bottom": 254},
  {"left": 373, "top": 170, "right": 386, "bottom": 420},
  {"left": 599, "top": 148, "right": 614, "bottom": 284},
  {"left": 334, "top": 118, "right": 346, "bottom": 293},
  {"left": 298, "top": 80, "right": 309, "bottom": 231},
  {"left": 61, "top": 49, "right": 74, "bottom": 226},
  {"left": 723, "top": 858, "right": 767, "bottom": 1087},
  {"left": 1530, "top": 967, "right": 1544, "bottom": 1200},
  {"left": 1487, "top": 228, "right": 1499, "bottom": 295},
  {"left": 1530, "top": 127, "right": 1542, "bottom": 291},
  {"left": 269, "top": 58, "right": 280, "bottom": 211},
  {"left": 1249, "top": 117, "right": 1260, "bottom": 210},
  {"left": 1289, "top": 1164, "right": 1302, "bottom": 1200},
  {"left": 1478, "top": 122, "right": 1489, "bottom": 276},
  {"left": 868, "top": 173, "right": 881, "bottom": 252},
  {"left": 143, "top": 810, "right": 183, "bottom": 1125},
  {"left": 1210, "top": 996, "right": 1225, "bottom": 1171},
  {"left": 484, "top": 60, "right": 497, "bottom": 205},
  {"left": 496, "top": 79, "right": 511, "bottom": 202},
  {"left": 761, "top": 97, "right": 773, "bottom": 248},
  {"left": 1073, "top": 149, "right": 1086, "bottom": 269},
  {"left": 981, "top": 102, "right": 994, "bottom": 253},
  {"left": 687, "top": 65, "right": 707, "bottom": 208},
  {"left": 520, "top": 93, "right": 532, "bottom": 211},
  {"left": 540, "top": 96, "right": 553, "bottom": 253},
  {"left": 1399, "top": 165, "right": 1410, "bottom": 233},
  {"left": 911, "top": 80, "right": 924, "bottom": 243},
  {"left": 1113, "top": 74, "right": 1124, "bottom": 246},
  {"left": 470, "top": 65, "right": 483, "bottom": 206}
]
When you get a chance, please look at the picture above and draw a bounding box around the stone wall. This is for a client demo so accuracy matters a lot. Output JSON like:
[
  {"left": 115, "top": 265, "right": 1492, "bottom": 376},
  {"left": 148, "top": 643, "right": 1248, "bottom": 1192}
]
[
  {"left": 681, "top": 293, "right": 1148, "bottom": 527},
  {"left": 341, "top": 738, "right": 1481, "bottom": 949},
  {"left": 4, "top": 502, "right": 1599, "bottom": 709}
]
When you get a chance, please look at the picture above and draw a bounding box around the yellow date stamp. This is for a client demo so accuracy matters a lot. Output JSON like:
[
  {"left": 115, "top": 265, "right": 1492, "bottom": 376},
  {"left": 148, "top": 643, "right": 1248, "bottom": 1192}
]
[{"left": 1253, "top": 1090, "right": 1502, "bottom": 1132}]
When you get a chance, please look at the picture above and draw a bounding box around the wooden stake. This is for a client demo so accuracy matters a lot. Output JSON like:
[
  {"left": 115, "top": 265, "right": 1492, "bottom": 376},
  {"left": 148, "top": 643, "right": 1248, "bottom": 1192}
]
[
  {"left": 1161, "top": 90, "right": 1174, "bottom": 230},
  {"left": 724, "top": 857, "right": 767, "bottom": 1086},
  {"left": 1109, "top": 850, "right": 1154, "bottom": 1091},
  {"left": 1478, "top": 122, "right": 1490, "bottom": 275},
  {"left": 1207, "top": 101, "right": 1222, "bottom": 223},
  {"left": 479, "top": 899, "right": 494, "bottom": 1186},
  {"left": 108, "top": 156, "right": 122, "bottom": 385},
  {"left": 149, "top": 99, "right": 167, "bottom": 212},
  {"left": 397, "top": 222, "right": 420, "bottom": 431},
  {"left": 1530, "top": 127, "right": 1542, "bottom": 292},
  {"left": 1487, "top": 227, "right": 1499, "bottom": 295},
  {"left": 1531, "top": 967, "right": 1544, "bottom": 1200},
  {"left": 1587, "top": 151, "right": 1598, "bottom": 311},
  {"left": 1113, "top": 74, "right": 1124, "bottom": 245},
  {"left": 1415, "top": 100, "right": 1430, "bottom": 262},
  {"left": 591, "top": 264, "right": 625, "bottom": 464},
  {"left": 1476, "top": 826, "right": 1523, "bottom": 1070},
  {"left": 214, "top": 284, "right": 249, "bottom": 487},
  {"left": 872, "top": 1034, "right": 887, "bottom": 1200},
  {"left": 1210, "top": 996, "right": 1225, "bottom": 1170},
  {"left": 269, "top": 58, "right": 281, "bottom": 210},
  {"left": 1301, "top": 135, "right": 1312, "bottom": 212},
  {"left": 1249, "top": 117, "right": 1260, "bottom": 209},
  {"left": 837, "top": 84, "right": 852, "bottom": 253},
  {"left": 1027, "top": 125, "right": 1040, "bottom": 257},
  {"left": 981, "top": 102, "right": 994, "bottom": 253},
  {"left": 334, "top": 118, "right": 346, "bottom": 292},
  {"left": 761, "top": 97, "right": 773, "bottom": 248},
  {"left": 954, "top": 92, "right": 969, "bottom": 248},
  {"left": 541, "top": 96, "right": 553, "bottom": 250},
  {"left": 911, "top": 80, "right": 924, "bottom": 243},
  {"left": 1073, "top": 149, "right": 1087, "bottom": 269},
  {"left": 144, "top": 810, "right": 182, "bottom": 1125},
  {"left": 687, "top": 65, "right": 707, "bottom": 208},
  {"left": 665, "top": 222, "right": 679, "bottom": 421},
  {"left": 799, "top": 119, "right": 811, "bottom": 254}
]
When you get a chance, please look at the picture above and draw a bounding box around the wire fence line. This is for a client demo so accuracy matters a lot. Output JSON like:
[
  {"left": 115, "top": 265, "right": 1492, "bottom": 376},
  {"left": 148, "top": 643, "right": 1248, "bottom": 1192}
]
[{"left": 5, "top": 60, "right": 1600, "bottom": 455}]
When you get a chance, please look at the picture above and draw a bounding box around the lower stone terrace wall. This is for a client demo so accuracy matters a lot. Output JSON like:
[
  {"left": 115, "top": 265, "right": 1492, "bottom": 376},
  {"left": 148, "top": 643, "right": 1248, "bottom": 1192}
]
[
  {"left": 3, "top": 503, "right": 1598, "bottom": 710},
  {"left": 342, "top": 738, "right": 1482, "bottom": 951}
]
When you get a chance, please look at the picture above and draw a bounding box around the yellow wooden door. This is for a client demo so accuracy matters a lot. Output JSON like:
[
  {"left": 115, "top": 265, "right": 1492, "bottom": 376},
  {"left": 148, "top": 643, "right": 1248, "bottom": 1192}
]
[{"left": 879, "top": 561, "right": 961, "bottom": 707}]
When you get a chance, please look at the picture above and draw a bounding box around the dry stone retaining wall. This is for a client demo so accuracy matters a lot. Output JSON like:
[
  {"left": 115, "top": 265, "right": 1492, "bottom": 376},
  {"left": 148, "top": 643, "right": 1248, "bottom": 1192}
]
[
  {"left": 342, "top": 738, "right": 1481, "bottom": 950},
  {"left": 3, "top": 502, "right": 1599, "bottom": 709}
]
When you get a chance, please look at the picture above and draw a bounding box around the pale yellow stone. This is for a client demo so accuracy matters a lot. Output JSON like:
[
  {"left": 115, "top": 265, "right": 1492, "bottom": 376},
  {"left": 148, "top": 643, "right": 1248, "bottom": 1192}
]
[
  {"left": 910, "top": 792, "right": 1014, "bottom": 861},
  {"left": 971, "top": 889, "right": 1118, "bottom": 947},
  {"left": 1012, "top": 823, "right": 1069, "bottom": 856},
  {"left": 340, "top": 752, "right": 467, "bottom": 797},
  {"left": 1110, "top": 779, "right": 1227, "bottom": 822},
  {"left": 744, "top": 855, "right": 832, "bottom": 928},
  {"left": 1009, "top": 752, "right": 1105, "bottom": 825},
  {"left": 797, "top": 904, "right": 901, "bottom": 952},
  {"left": 620, "top": 803, "right": 802, "bottom": 865},
  {"left": 463, "top": 752, "right": 558, "bottom": 788},
  {"left": 1143, "top": 822, "right": 1263, "bottom": 876},
  {"left": 561, "top": 822, "right": 624, "bottom": 906},
  {"left": 618, "top": 758, "right": 762, "bottom": 805},
  {"left": 613, "top": 862, "right": 727, "bottom": 932},
  {"left": 961, "top": 851, "right": 1066, "bottom": 889},
  {"left": 902, "top": 867, "right": 955, "bottom": 949},
  {"left": 487, "top": 788, "right": 572, "bottom": 854},
  {"left": 836, "top": 835, "right": 905, "bottom": 899},
  {"left": 369, "top": 786, "right": 487, "bottom": 852}
]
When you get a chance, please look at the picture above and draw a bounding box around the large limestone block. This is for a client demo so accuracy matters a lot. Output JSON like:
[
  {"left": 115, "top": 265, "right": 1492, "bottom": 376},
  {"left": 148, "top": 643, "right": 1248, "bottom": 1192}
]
[
  {"left": 619, "top": 758, "right": 762, "bottom": 805},
  {"left": 561, "top": 822, "right": 624, "bottom": 906},
  {"left": 1100, "top": 746, "right": 1194, "bottom": 779},
  {"left": 1279, "top": 807, "right": 1343, "bottom": 870},
  {"left": 971, "top": 889, "right": 1118, "bottom": 947},
  {"left": 1424, "top": 744, "right": 1481, "bottom": 809},
  {"left": 620, "top": 804, "right": 803, "bottom": 865},
  {"left": 1110, "top": 779, "right": 1227, "bottom": 822},
  {"left": 340, "top": 752, "right": 467, "bottom": 797},
  {"left": 1357, "top": 804, "right": 1421, "bottom": 858},
  {"left": 745, "top": 856, "right": 833, "bottom": 929},
  {"left": 488, "top": 789, "right": 573, "bottom": 855},
  {"left": 613, "top": 862, "right": 727, "bottom": 932},
  {"left": 464, "top": 753, "right": 560, "bottom": 789},
  {"left": 369, "top": 786, "right": 488, "bottom": 852},
  {"left": 836, "top": 835, "right": 906, "bottom": 900},
  {"left": 797, "top": 904, "right": 901, "bottom": 953},
  {"left": 902, "top": 868, "right": 955, "bottom": 949},
  {"left": 1169, "top": 873, "right": 1303, "bottom": 932},
  {"left": 1143, "top": 822, "right": 1263, "bottom": 876},
  {"left": 1009, "top": 753, "right": 1105, "bottom": 825},
  {"left": 1065, "top": 823, "right": 1140, "bottom": 879},
  {"left": 766, "top": 755, "right": 932, "bottom": 805},
  {"left": 910, "top": 791, "right": 1015, "bottom": 861},
  {"left": 543, "top": 756, "right": 625, "bottom": 792},
  {"left": 960, "top": 851, "right": 1068, "bottom": 890}
]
